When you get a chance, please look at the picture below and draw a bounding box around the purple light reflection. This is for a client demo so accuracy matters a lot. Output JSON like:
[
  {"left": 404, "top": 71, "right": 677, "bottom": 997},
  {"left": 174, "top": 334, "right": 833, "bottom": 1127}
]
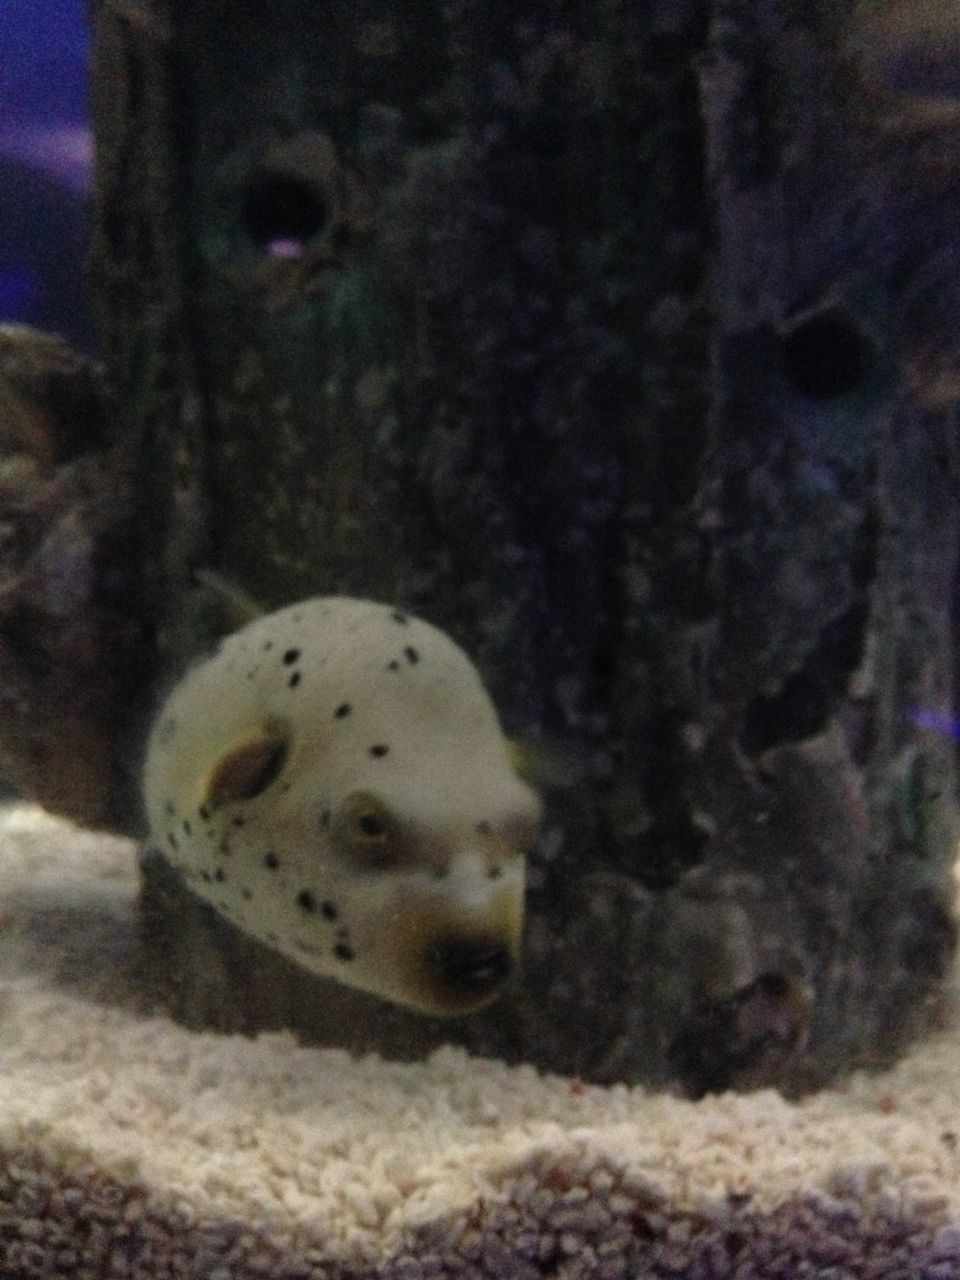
[
  {"left": 265, "top": 237, "right": 307, "bottom": 259},
  {"left": 0, "top": 124, "right": 93, "bottom": 192},
  {"left": 909, "top": 708, "right": 960, "bottom": 739}
]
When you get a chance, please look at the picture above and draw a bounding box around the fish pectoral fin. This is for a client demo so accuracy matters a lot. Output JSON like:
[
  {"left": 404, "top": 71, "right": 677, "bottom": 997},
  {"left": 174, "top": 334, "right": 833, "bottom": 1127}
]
[
  {"left": 506, "top": 736, "right": 587, "bottom": 790},
  {"left": 204, "top": 722, "right": 290, "bottom": 810}
]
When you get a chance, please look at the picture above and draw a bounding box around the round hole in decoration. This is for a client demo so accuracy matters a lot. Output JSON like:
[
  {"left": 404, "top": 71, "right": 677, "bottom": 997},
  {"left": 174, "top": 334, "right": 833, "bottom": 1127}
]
[
  {"left": 781, "top": 308, "right": 875, "bottom": 400},
  {"left": 241, "top": 170, "right": 329, "bottom": 257}
]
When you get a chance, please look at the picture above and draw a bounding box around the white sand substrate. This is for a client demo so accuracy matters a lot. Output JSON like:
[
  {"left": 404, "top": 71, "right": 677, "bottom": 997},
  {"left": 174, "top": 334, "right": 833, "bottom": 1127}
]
[{"left": 2, "top": 803, "right": 960, "bottom": 1279}]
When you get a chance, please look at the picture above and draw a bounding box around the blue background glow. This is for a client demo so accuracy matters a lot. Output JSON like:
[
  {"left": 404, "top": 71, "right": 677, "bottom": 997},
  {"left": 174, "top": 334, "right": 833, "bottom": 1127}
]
[
  {"left": 1, "top": 1, "right": 89, "bottom": 127},
  {"left": 0, "top": 0, "right": 94, "bottom": 348}
]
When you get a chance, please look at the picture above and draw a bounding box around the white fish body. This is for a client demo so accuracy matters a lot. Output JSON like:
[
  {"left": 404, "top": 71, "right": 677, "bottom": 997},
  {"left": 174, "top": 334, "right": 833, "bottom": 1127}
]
[{"left": 143, "top": 597, "right": 541, "bottom": 1015}]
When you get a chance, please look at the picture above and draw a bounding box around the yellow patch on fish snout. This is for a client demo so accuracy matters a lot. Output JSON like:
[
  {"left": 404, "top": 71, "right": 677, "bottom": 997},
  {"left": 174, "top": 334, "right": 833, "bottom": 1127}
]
[{"left": 383, "top": 881, "right": 525, "bottom": 1015}]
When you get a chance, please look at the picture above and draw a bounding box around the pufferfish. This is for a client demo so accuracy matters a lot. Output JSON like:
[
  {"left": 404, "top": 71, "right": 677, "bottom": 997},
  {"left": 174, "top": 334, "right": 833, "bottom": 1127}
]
[{"left": 142, "top": 595, "right": 542, "bottom": 1016}]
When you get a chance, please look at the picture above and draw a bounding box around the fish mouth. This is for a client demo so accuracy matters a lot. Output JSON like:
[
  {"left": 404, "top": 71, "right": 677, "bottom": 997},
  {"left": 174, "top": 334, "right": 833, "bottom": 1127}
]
[
  {"left": 287, "top": 931, "right": 514, "bottom": 1016},
  {"left": 414, "top": 933, "right": 517, "bottom": 1015},
  {"left": 427, "top": 935, "right": 513, "bottom": 993},
  {"left": 390, "top": 883, "right": 525, "bottom": 1015}
]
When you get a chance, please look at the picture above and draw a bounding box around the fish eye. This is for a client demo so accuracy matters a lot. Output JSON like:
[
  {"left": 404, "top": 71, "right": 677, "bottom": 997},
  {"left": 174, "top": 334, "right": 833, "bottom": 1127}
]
[
  {"left": 336, "top": 792, "right": 398, "bottom": 868},
  {"left": 355, "top": 809, "right": 387, "bottom": 842}
]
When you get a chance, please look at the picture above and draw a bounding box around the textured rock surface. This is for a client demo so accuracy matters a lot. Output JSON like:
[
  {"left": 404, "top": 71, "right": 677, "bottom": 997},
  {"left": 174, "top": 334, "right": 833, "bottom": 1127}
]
[{"left": 0, "top": 326, "right": 144, "bottom": 828}]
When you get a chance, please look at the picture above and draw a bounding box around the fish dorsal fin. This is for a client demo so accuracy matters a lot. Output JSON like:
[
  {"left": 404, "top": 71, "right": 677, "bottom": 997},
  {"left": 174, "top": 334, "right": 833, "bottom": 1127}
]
[{"left": 193, "top": 567, "right": 266, "bottom": 629}]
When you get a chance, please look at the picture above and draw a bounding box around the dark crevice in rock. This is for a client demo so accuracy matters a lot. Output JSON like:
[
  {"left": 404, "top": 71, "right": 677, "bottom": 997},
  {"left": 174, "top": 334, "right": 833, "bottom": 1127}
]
[
  {"left": 668, "top": 970, "right": 812, "bottom": 1097},
  {"left": 241, "top": 171, "right": 330, "bottom": 252},
  {"left": 780, "top": 308, "right": 877, "bottom": 401},
  {"left": 739, "top": 599, "right": 870, "bottom": 757}
]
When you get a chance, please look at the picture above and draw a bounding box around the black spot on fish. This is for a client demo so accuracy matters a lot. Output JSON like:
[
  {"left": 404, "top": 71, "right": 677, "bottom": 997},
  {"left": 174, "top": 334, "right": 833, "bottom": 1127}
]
[
  {"left": 334, "top": 942, "right": 355, "bottom": 962},
  {"left": 297, "top": 889, "right": 317, "bottom": 913},
  {"left": 392, "top": 611, "right": 409, "bottom": 625},
  {"left": 283, "top": 648, "right": 301, "bottom": 665},
  {"left": 218, "top": 838, "right": 232, "bottom": 857},
  {"left": 369, "top": 744, "right": 390, "bottom": 758},
  {"left": 288, "top": 671, "right": 302, "bottom": 688},
  {"left": 263, "top": 852, "right": 280, "bottom": 870},
  {"left": 488, "top": 866, "right": 503, "bottom": 880},
  {"left": 232, "top": 816, "right": 246, "bottom": 828},
  {"left": 387, "top": 659, "right": 400, "bottom": 672},
  {"left": 168, "top": 831, "right": 179, "bottom": 851},
  {"left": 165, "top": 800, "right": 176, "bottom": 817},
  {"left": 321, "top": 900, "right": 338, "bottom": 921},
  {"left": 201, "top": 870, "right": 212, "bottom": 883},
  {"left": 182, "top": 819, "right": 192, "bottom": 836},
  {"left": 262, "top": 641, "right": 274, "bottom": 653},
  {"left": 334, "top": 702, "right": 352, "bottom": 719},
  {"left": 320, "top": 809, "right": 331, "bottom": 829},
  {"left": 242, "top": 887, "right": 253, "bottom": 901},
  {"left": 199, "top": 805, "right": 211, "bottom": 823},
  {"left": 404, "top": 646, "right": 420, "bottom": 665},
  {"left": 476, "top": 820, "right": 491, "bottom": 836},
  {"left": 214, "top": 868, "right": 226, "bottom": 883}
]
